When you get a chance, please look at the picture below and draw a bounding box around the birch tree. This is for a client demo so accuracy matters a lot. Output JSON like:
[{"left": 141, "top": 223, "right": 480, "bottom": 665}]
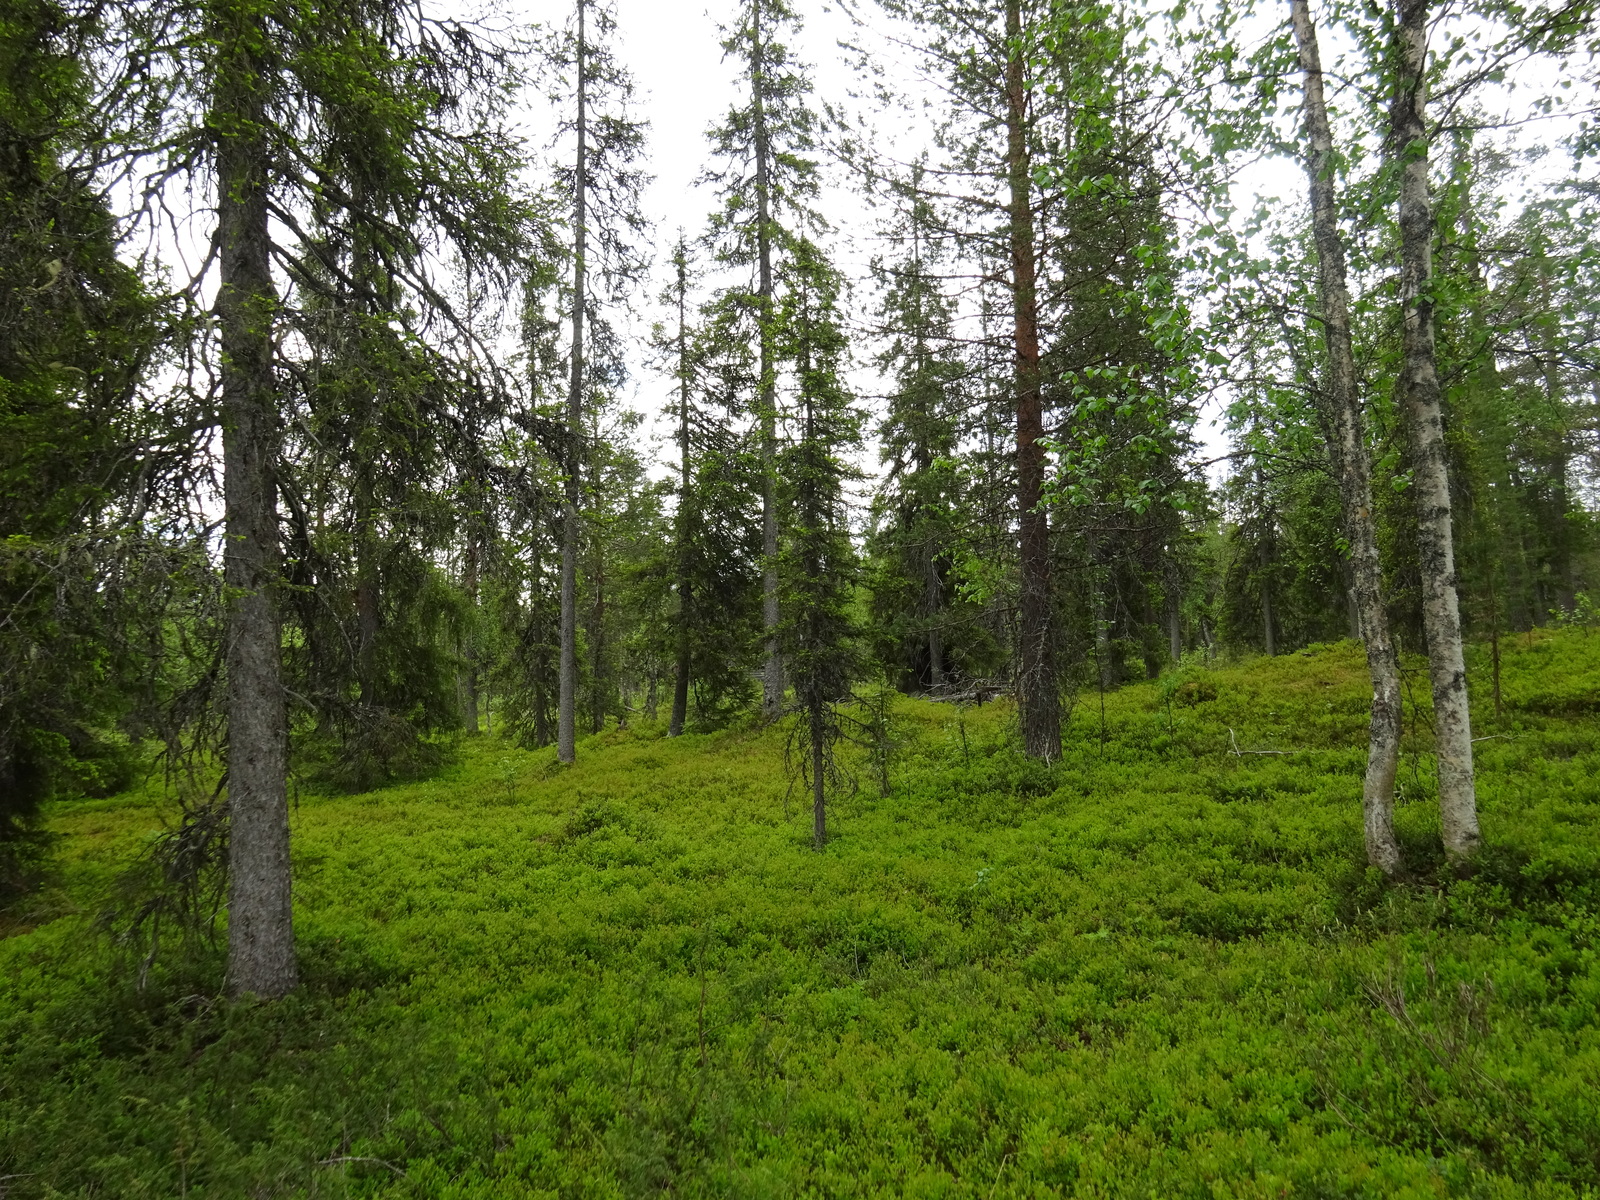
[
  {"left": 1290, "top": 0, "right": 1404, "bottom": 876},
  {"left": 1387, "top": 0, "right": 1480, "bottom": 862}
]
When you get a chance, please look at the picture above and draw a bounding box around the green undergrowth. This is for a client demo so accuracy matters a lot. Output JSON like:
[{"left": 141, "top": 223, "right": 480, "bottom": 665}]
[{"left": 3, "top": 632, "right": 1599, "bottom": 1198}]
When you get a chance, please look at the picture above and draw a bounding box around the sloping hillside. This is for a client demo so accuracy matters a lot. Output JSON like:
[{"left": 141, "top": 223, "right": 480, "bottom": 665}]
[{"left": 3, "top": 632, "right": 1599, "bottom": 1198}]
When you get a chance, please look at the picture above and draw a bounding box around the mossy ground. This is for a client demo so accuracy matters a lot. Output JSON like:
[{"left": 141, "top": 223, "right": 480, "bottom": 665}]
[{"left": 3, "top": 632, "right": 1598, "bottom": 1198}]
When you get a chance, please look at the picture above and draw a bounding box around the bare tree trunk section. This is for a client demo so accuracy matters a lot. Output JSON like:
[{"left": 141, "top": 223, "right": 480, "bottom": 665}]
[
  {"left": 1389, "top": 0, "right": 1480, "bottom": 861},
  {"left": 558, "top": 0, "right": 588, "bottom": 765},
  {"left": 590, "top": 553, "right": 606, "bottom": 734},
  {"left": 754, "top": 0, "right": 783, "bottom": 720},
  {"left": 215, "top": 0, "right": 295, "bottom": 999},
  {"left": 1005, "top": 0, "right": 1059, "bottom": 761}
]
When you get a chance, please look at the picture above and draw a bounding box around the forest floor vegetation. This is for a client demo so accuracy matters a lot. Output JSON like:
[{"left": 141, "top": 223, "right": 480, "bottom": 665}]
[{"left": 2, "top": 631, "right": 1599, "bottom": 1198}]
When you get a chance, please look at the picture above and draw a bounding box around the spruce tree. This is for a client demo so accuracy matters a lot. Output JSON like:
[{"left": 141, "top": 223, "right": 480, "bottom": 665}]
[
  {"left": 868, "top": 165, "right": 965, "bottom": 692},
  {"left": 96, "top": 0, "right": 540, "bottom": 995},
  {"left": 704, "top": 0, "right": 821, "bottom": 720},
  {"left": 776, "top": 239, "right": 861, "bottom": 849},
  {"left": 548, "top": 0, "right": 648, "bottom": 763},
  {"left": 666, "top": 239, "right": 696, "bottom": 737},
  {"left": 0, "top": 0, "right": 180, "bottom": 890},
  {"left": 879, "top": 0, "right": 1131, "bottom": 754}
]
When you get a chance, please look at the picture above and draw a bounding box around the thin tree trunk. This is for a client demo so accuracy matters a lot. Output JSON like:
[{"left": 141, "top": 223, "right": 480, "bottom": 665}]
[
  {"left": 558, "top": 0, "right": 587, "bottom": 765},
  {"left": 754, "top": 0, "right": 783, "bottom": 720},
  {"left": 1005, "top": 0, "right": 1059, "bottom": 761},
  {"left": 1390, "top": 0, "right": 1480, "bottom": 861},
  {"left": 215, "top": 0, "right": 295, "bottom": 999},
  {"left": 590, "top": 551, "right": 606, "bottom": 734},
  {"left": 671, "top": 245, "right": 692, "bottom": 737},
  {"left": 1092, "top": 564, "right": 1114, "bottom": 693}
]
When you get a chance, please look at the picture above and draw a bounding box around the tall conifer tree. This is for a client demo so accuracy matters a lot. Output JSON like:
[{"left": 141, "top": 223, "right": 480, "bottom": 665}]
[
  {"left": 705, "top": 0, "right": 820, "bottom": 720},
  {"left": 776, "top": 239, "right": 861, "bottom": 849},
  {"left": 97, "top": 0, "right": 539, "bottom": 995},
  {"left": 549, "top": 0, "right": 647, "bottom": 763}
]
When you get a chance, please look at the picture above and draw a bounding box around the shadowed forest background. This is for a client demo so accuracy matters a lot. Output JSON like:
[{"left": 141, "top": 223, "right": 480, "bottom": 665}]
[{"left": 3, "top": 0, "right": 1600, "bottom": 1193}]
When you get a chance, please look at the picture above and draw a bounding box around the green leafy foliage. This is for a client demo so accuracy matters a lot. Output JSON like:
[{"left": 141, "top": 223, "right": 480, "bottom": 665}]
[{"left": 4, "top": 632, "right": 1599, "bottom": 1195}]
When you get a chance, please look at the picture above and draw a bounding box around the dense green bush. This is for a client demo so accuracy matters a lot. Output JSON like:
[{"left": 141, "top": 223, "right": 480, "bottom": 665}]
[{"left": 2, "top": 631, "right": 1598, "bottom": 1197}]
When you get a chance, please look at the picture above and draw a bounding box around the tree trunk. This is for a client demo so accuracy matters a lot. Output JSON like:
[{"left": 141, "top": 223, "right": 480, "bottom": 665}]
[
  {"left": 558, "top": 0, "right": 587, "bottom": 765},
  {"left": 670, "top": 246, "right": 692, "bottom": 737},
  {"left": 754, "top": 0, "right": 783, "bottom": 720},
  {"left": 215, "top": 0, "right": 295, "bottom": 999},
  {"left": 1005, "top": 0, "right": 1059, "bottom": 761},
  {"left": 1390, "top": 0, "right": 1480, "bottom": 861},
  {"left": 811, "top": 698, "right": 826, "bottom": 849},
  {"left": 590, "top": 550, "right": 606, "bottom": 734}
]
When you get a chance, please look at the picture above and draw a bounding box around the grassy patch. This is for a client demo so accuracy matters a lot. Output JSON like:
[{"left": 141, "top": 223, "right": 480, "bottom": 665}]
[{"left": 2, "top": 632, "right": 1598, "bottom": 1197}]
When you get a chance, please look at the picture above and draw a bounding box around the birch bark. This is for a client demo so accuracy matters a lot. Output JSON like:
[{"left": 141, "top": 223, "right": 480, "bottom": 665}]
[
  {"left": 1389, "top": 0, "right": 1480, "bottom": 861},
  {"left": 1290, "top": 0, "right": 1404, "bottom": 874}
]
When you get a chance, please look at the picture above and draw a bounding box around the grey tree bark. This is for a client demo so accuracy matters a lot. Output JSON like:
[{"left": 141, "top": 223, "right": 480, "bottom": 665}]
[
  {"left": 1389, "top": 0, "right": 1481, "bottom": 861},
  {"left": 753, "top": 0, "right": 783, "bottom": 720},
  {"left": 214, "top": 0, "right": 296, "bottom": 999},
  {"left": 1290, "top": 0, "right": 1404, "bottom": 877},
  {"left": 811, "top": 702, "right": 826, "bottom": 850},
  {"left": 558, "top": 0, "right": 588, "bottom": 765},
  {"left": 1005, "top": 0, "right": 1060, "bottom": 761}
]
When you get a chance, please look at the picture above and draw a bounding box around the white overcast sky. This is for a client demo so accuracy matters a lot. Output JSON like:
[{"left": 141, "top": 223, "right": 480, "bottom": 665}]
[
  {"left": 497, "top": 0, "right": 1588, "bottom": 486},
  {"left": 522, "top": 0, "right": 1288, "bottom": 480},
  {"left": 583, "top": 0, "right": 919, "bottom": 473}
]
